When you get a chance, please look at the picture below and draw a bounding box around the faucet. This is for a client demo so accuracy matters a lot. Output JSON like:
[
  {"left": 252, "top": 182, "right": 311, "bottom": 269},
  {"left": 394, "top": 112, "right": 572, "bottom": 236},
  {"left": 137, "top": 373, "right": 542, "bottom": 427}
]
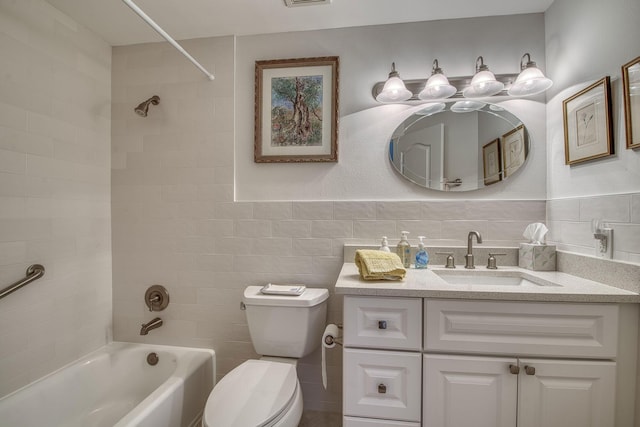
[
  {"left": 140, "top": 317, "right": 163, "bottom": 335},
  {"left": 465, "top": 231, "right": 483, "bottom": 269}
]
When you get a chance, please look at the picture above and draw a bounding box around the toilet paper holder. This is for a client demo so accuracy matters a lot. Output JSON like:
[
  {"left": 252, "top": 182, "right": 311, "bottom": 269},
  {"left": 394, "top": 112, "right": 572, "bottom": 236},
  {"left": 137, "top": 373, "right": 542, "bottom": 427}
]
[{"left": 323, "top": 323, "right": 343, "bottom": 347}]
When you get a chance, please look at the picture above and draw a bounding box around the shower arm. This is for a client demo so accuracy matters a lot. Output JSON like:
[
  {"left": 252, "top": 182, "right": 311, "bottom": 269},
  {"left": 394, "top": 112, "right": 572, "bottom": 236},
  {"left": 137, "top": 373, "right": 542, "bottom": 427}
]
[{"left": 121, "top": 0, "right": 215, "bottom": 81}]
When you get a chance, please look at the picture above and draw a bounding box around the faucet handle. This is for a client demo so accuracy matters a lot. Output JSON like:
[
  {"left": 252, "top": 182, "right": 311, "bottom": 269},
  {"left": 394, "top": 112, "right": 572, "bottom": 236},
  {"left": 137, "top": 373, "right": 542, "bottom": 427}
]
[
  {"left": 487, "top": 253, "right": 506, "bottom": 269},
  {"left": 436, "top": 252, "right": 456, "bottom": 268}
]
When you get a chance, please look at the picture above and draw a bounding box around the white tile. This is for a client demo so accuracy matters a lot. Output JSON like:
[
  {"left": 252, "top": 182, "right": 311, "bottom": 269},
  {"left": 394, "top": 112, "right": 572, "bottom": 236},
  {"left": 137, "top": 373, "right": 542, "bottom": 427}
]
[
  {"left": 631, "top": 194, "right": 640, "bottom": 224},
  {"left": 253, "top": 202, "right": 293, "bottom": 220},
  {"left": 376, "top": 201, "right": 422, "bottom": 220},
  {"left": 353, "top": 220, "right": 397, "bottom": 239},
  {"left": 272, "top": 220, "right": 312, "bottom": 238},
  {"left": 0, "top": 149, "right": 26, "bottom": 174},
  {"left": 293, "top": 202, "right": 334, "bottom": 220},
  {"left": 579, "top": 194, "right": 631, "bottom": 223},
  {"left": 334, "top": 201, "right": 376, "bottom": 220},
  {"left": 234, "top": 220, "right": 272, "bottom": 238},
  {"left": 311, "top": 220, "right": 353, "bottom": 238}
]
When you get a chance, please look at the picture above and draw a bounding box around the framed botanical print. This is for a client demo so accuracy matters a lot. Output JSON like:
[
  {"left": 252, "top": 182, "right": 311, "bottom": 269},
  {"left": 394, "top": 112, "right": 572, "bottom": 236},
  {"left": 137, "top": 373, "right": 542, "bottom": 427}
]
[
  {"left": 622, "top": 56, "right": 640, "bottom": 149},
  {"left": 254, "top": 56, "right": 339, "bottom": 163},
  {"left": 501, "top": 124, "right": 526, "bottom": 178},
  {"left": 562, "top": 76, "right": 613, "bottom": 165},
  {"left": 482, "top": 138, "right": 502, "bottom": 185}
]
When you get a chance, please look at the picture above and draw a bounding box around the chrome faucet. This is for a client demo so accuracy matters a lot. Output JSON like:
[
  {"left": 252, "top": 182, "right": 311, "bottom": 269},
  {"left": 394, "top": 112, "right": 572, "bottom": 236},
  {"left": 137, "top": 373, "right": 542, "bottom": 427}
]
[
  {"left": 465, "top": 231, "right": 483, "bottom": 269},
  {"left": 140, "top": 317, "right": 163, "bottom": 335}
]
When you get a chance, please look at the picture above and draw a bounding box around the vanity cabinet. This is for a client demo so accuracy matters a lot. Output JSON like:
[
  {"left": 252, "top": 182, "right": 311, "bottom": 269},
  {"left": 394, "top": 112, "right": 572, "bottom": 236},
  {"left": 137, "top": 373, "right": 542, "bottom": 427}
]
[
  {"left": 424, "top": 354, "right": 616, "bottom": 427},
  {"left": 343, "top": 296, "right": 631, "bottom": 427}
]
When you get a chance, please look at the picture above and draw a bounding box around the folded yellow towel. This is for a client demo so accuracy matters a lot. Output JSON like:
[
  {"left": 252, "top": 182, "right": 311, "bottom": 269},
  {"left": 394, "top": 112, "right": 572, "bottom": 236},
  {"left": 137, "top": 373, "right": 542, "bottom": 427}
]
[{"left": 355, "top": 249, "right": 406, "bottom": 281}]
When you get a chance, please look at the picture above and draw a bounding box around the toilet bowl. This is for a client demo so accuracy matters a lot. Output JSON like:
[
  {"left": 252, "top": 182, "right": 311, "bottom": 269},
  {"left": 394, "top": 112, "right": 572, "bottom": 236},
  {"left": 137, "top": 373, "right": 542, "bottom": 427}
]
[
  {"left": 203, "top": 286, "right": 329, "bottom": 427},
  {"left": 203, "top": 359, "right": 302, "bottom": 427}
]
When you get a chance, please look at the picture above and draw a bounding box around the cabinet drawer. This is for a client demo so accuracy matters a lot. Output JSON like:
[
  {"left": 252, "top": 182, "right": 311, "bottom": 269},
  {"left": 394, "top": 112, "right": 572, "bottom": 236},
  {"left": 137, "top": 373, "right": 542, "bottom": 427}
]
[
  {"left": 343, "top": 416, "right": 420, "bottom": 427},
  {"left": 344, "top": 296, "right": 422, "bottom": 350},
  {"left": 344, "top": 348, "right": 422, "bottom": 422},
  {"left": 425, "top": 299, "right": 618, "bottom": 358}
]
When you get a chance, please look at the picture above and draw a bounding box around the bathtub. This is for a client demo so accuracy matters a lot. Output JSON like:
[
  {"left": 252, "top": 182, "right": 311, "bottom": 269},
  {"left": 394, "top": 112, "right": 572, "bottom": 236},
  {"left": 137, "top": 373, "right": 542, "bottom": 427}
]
[{"left": 0, "top": 342, "right": 215, "bottom": 427}]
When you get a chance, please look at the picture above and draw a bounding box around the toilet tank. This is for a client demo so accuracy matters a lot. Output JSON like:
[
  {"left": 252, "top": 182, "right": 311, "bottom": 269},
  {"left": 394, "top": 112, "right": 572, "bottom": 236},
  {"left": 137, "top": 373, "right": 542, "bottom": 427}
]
[{"left": 242, "top": 286, "right": 329, "bottom": 358}]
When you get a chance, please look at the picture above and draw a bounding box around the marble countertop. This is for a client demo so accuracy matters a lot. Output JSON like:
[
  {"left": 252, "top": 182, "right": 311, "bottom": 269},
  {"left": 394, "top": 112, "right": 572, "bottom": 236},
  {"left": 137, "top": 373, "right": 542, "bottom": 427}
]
[{"left": 335, "top": 263, "right": 640, "bottom": 303}]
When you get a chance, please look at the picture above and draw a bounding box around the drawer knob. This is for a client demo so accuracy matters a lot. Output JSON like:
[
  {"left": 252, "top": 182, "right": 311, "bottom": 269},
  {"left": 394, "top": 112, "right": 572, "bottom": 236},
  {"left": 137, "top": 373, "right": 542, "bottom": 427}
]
[
  {"left": 378, "top": 383, "right": 387, "bottom": 394},
  {"left": 378, "top": 320, "right": 387, "bottom": 330},
  {"left": 509, "top": 364, "right": 520, "bottom": 375},
  {"left": 524, "top": 365, "right": 536, "bottom": 375}
]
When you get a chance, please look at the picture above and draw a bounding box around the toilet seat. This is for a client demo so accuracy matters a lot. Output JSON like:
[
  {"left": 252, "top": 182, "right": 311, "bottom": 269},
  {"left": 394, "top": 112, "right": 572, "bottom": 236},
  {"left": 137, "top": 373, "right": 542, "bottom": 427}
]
[{"left": 203, "top": 359, "right": 299, "bottom": 427}]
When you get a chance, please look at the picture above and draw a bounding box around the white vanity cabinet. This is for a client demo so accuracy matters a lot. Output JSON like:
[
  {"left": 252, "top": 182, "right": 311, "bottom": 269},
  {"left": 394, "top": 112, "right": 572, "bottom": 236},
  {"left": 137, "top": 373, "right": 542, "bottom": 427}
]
[
  {"left": 423, "top": 299, "right": 620, "bottom": 427},
  {"left": 343, "top": 296, "right": 422, "bottom": 427},
  {"left": 342, "top": 295, "right": 635, "bottom": 427}
]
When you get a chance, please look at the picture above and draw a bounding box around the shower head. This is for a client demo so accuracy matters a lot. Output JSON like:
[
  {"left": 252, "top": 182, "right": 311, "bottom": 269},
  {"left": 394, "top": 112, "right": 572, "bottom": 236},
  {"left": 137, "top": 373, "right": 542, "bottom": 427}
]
[{"left": 134, "top": 95, "right": 160, "bottom": 117}]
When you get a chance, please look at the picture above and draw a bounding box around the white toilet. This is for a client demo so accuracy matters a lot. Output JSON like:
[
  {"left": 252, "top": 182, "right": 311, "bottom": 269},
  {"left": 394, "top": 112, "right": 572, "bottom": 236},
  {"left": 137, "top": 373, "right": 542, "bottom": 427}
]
[{"left": 203, "top": 285, "right": 329, "bottom": 427}]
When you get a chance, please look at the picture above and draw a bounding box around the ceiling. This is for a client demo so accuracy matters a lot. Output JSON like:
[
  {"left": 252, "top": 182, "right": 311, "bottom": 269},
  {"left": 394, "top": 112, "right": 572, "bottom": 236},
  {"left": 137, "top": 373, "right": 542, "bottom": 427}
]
[{"left": 44, "top": 0, "right": 555, "bottom": 46}]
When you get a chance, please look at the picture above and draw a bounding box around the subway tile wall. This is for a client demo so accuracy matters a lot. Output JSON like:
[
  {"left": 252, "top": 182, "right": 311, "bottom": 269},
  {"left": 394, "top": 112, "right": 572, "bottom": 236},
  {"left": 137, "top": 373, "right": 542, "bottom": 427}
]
[
  {"left": 547, "top": 194, "right": 640, "bottom": 263},
  {"left": 0, "top": 0, "right": 112, "bottom": 398},
  {"left": 111, "top": 36, "right": 546, "bottom": 412}
]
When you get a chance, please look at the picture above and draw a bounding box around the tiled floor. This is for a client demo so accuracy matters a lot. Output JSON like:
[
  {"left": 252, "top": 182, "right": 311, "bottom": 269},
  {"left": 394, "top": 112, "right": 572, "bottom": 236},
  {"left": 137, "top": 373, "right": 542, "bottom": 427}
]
[{"left": 299, "top": 410, "right": 342, "bottom": 426}]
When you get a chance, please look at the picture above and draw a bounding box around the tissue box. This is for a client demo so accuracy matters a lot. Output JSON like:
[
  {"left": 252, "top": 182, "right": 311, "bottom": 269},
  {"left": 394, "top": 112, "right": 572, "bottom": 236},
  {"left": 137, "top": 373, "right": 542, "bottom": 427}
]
[{"left": 519, "top": 243, "right": 556, "bottom": 271}]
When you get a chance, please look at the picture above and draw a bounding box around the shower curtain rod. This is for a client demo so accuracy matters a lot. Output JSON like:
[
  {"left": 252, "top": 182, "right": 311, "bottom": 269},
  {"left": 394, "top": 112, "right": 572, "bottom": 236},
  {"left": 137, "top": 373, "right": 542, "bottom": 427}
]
[{"left": 121, "top": 0, "right": 215, "bottom": 81}]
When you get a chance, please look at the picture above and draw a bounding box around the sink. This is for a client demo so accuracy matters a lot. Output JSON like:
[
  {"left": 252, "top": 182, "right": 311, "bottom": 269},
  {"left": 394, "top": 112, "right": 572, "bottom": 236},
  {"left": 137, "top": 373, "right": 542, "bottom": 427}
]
[{"left": 433, "top": 271, "right": 559, "bottom": 287}]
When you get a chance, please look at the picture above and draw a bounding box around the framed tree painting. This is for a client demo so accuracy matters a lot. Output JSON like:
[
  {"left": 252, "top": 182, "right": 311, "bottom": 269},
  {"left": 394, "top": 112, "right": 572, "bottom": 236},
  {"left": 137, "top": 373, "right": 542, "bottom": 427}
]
[
  {"left": 562, "top": 76, "right": 613, "bottom": 165},
  {"left": 622, "top": 56, "right": 640, "bottom": 149},
  {"left": 254, "top": 56, "right": 339, "bottom": 163},
  {"left": 482, "top": 138, "right": 502, "bottom": 185}
]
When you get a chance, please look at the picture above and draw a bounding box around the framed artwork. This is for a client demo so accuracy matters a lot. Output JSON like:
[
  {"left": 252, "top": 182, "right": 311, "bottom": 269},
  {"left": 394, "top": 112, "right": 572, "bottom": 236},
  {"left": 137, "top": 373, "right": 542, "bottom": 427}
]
[
  {"left": 562, "top": 76, "right": 613, "bottom": 165},
  {"left": 482, "top": 138, "right": 502, "bottom": 185},
  {"left": 501, "top": 124, "right": 527, "bottom": 178},
  {"left": 254, "top": 56, "right": 339, "bottom": 163},
  {"left": 622, "top": 56, "right": 640, "bottom": 149}
]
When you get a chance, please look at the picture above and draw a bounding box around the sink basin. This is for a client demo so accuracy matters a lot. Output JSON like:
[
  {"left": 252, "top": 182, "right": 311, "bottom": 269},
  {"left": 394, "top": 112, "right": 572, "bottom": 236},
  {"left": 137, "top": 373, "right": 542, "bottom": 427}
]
[{"left": 433, "top": 271, "right": 559, "bottom": 287}]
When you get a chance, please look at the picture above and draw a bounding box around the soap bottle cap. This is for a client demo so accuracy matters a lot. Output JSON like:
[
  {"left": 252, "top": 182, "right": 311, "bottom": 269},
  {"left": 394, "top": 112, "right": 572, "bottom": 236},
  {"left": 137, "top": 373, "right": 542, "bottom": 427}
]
[
  {"left": 400, "top": 231, "right": 409, "bottom": 240},
  {"left": 417, "top": 236, "right": 425, "bottom": 249}
]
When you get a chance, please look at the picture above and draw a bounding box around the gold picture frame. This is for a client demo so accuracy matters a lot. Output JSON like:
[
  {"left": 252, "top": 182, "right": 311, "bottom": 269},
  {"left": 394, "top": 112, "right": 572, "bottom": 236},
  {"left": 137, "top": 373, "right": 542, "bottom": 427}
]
[
  {"left": 482, "top": 138, "right": 502, "bottom": 186},
  {"left": 622, "top": 56, "right": 640, "bottom": 149},
  {"left": 254, "top": 56, "right": 339, "bottom": 163},
  {"left": 501, "top": 124, "right": 527, "bottom": 178},
  {"left": 562, "top": 76, "right": 613, "bottom": 165}
]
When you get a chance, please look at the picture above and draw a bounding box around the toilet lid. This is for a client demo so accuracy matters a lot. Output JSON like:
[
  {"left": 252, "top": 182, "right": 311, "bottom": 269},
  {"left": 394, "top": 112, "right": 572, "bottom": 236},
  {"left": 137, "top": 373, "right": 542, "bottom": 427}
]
[{"left": 204, "top": 359, "right": 298, "bottom": 427}]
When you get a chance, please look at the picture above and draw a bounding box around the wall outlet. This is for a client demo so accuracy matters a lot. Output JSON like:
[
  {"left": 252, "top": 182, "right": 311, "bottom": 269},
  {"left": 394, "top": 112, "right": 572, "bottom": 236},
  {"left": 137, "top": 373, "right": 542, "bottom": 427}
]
[{"left": 594, "top": 228, "right": 613, "bottom": 259}]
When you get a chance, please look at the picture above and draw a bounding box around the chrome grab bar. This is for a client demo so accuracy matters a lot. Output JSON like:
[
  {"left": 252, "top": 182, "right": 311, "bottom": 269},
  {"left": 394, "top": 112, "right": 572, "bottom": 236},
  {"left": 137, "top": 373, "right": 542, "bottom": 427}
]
[{"left": 0, "top": 264, "right": 45, "bottom": 300}]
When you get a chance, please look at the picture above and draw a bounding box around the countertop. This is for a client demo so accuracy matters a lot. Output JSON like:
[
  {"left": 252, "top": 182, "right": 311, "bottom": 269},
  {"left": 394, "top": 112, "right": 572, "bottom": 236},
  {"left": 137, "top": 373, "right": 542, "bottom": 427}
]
[{"left": 335, "top": 263, "right": 640, "bottom": 303}]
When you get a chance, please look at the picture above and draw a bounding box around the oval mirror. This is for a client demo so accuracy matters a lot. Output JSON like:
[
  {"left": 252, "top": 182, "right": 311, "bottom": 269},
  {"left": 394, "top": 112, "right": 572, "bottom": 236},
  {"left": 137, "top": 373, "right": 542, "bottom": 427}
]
[{"left": 388, "top": 101, "right": 529, "bottom": 191}]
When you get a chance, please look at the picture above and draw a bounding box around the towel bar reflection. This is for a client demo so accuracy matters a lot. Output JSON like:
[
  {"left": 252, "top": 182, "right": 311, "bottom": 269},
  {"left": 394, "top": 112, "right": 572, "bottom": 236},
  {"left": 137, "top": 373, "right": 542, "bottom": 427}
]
[{"left": 0, "top": 264, "right": 45, "bottom": 300}]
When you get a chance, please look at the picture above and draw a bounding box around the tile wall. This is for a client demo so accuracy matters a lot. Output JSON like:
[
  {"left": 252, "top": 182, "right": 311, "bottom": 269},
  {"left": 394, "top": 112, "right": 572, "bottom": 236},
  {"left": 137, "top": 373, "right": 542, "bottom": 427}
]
[
  {"left": 0, "top": 0, "right": 112, "bottom": 398},
  {"left": 111, "top": 36, "right": 546, "bottom": 412},
  {"left": 547, "top": 193, "right": 640, "bottom": 263}
]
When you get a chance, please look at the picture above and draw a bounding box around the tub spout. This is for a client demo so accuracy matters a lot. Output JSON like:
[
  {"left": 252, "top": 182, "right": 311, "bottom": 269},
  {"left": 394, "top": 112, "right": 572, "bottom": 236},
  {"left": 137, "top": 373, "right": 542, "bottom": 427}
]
[{"left": 140, "top": 317, "right": 163, "bottom": 335}]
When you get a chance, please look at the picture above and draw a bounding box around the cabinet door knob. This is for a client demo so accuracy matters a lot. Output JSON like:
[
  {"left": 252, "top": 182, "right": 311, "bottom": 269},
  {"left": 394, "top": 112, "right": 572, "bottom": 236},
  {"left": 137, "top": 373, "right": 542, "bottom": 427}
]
[
  {"left": 378, "top": 383, "right": 387, "bottom": 394},
  {"left": 378, "top": 320, "right": 387, "bottom": 330},
  {"left": 524, "top": 365, "right": 536, "bottom": 375},
  {"left": 509, "top": 364, "right": 520, "bottom": 375}
]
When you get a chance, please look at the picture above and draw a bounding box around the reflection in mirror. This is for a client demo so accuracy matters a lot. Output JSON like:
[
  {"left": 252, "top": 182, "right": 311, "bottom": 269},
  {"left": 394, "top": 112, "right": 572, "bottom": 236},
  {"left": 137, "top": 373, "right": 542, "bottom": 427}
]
[{"left": 389, "top": 102, "right": 529, "bottom": 191}]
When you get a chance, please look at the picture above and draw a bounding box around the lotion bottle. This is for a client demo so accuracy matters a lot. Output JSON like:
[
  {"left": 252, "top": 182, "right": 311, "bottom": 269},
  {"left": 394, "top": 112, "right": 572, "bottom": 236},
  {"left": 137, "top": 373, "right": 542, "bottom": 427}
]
[
  {"left": 415, "top": 236, "right": 429, "bottom": 269},
  {"left": 379, "top": 236, "right": 390, "bottom": 252},
  {"left": 396, "top": 231, "right": 411, "bottom": 268}
]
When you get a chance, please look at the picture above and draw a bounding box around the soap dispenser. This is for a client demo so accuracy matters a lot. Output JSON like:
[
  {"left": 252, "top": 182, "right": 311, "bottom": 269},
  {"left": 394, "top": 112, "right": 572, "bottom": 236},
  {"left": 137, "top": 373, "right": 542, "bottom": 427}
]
[
  {"left": 415, "top": 236, "right": 429, "bottom": 269},
  {"left": 379, "top": 236, "right": 390, "bottom": 252},
  {"left": 396, "top": 231, "right": 411, "bottom": 268}
]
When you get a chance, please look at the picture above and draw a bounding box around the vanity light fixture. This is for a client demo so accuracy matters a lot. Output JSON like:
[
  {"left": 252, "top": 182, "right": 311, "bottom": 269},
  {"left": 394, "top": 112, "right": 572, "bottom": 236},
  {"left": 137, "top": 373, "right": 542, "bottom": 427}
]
[
  {"left": 376, "top": 62, "right": 413, "bottom": 103},
  {"left": 450, "top": 100, "right": 486, "bottom": 113},
  {"left": 418, "top": 59, "right": 457, "bottom": 100},
  {"left": 508, "top": 53, "right": 553, "bottom": 96},
  {"left": 462, "top": 56, "right": 505, "bottom": 98}
]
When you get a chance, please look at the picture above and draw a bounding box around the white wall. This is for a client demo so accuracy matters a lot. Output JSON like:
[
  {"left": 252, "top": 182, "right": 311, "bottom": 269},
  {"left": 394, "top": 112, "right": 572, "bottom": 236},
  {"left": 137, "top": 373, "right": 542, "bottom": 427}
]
[
  {"left": 235, "top": 15, "right": 548, "bottom": 201},
  {"left": 0, "top": 0, "right": 112, "bottom": 398},
  {"left": 544, "top": 0, "right": 640, "bottom": 262}
]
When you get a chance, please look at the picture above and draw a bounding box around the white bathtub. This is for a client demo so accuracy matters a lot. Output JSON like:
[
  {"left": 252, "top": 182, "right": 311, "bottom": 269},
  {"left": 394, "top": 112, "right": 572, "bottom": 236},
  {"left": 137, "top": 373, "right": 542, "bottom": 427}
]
[{"left": 0, "top": 342, "right": 215, "bottom": 427}]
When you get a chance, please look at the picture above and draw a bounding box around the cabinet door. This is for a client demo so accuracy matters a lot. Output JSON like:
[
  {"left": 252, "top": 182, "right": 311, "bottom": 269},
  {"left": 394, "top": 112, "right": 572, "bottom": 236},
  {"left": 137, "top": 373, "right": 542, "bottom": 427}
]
[
  {"left": 517, "top": 358, "right": 616, "bottom": 427},
  {"left": 423, "top": 354, "right": 517, "bottom": 427},
  {"left": 344, "top": 348, "right": 422, "bottom": 422}
]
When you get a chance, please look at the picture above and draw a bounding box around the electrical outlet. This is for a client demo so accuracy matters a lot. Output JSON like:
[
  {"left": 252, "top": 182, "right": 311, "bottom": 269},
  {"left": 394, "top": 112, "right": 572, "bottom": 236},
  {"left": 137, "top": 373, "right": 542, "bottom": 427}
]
[{"left": 594, "top": 228, "right": 613, "bottom": 259}]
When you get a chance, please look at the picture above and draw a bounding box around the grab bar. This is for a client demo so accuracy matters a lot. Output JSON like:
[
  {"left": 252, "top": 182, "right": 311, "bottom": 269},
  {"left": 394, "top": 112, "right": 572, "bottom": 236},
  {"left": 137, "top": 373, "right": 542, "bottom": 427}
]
[{"left": 0, "top": 264, "right": 45, "bottom": 300}]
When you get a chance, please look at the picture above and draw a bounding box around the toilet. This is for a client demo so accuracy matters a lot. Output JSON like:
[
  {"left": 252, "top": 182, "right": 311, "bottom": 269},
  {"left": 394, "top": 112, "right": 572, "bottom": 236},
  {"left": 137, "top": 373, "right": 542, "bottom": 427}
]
[{"left": 203, "top": 285, "right": 329, "bottom": 427}]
